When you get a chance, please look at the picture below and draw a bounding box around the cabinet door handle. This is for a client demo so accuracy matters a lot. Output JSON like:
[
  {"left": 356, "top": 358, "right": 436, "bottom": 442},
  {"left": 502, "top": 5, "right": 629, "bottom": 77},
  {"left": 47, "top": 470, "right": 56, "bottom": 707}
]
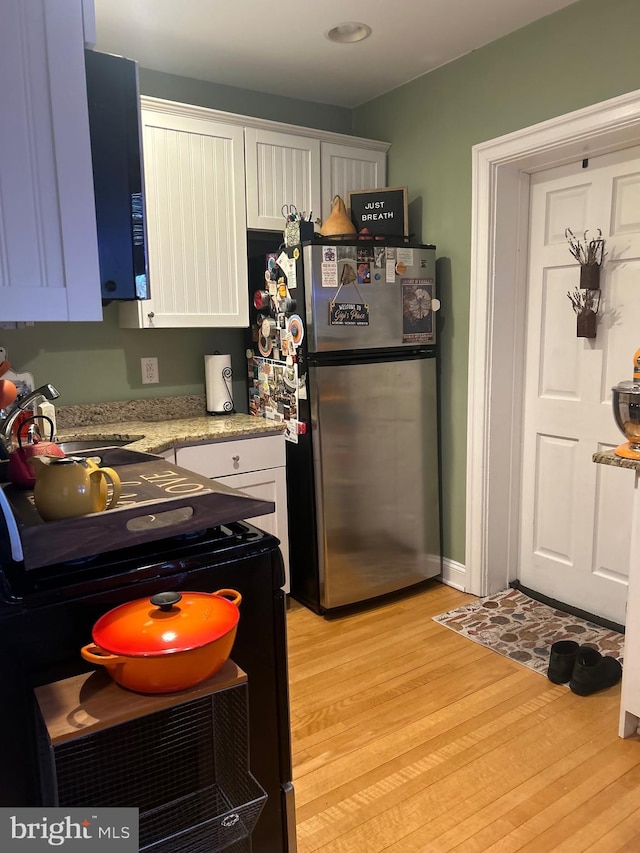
[{"left": 232, "top": 455, "right": 240, "bottom": 463}]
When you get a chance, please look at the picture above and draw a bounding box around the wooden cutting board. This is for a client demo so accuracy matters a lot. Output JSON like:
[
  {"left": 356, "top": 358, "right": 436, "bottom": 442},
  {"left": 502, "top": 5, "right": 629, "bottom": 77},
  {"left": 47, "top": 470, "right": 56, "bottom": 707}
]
[{"left": 0, "top": 448, "right": 275, "bottom": 569}]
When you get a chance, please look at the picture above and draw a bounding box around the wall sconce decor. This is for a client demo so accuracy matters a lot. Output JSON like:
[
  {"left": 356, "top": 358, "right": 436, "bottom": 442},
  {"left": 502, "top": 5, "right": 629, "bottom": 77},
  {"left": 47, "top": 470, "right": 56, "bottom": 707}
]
[{"left": 565, "top": 228, "right": 606, "bottom": 338}]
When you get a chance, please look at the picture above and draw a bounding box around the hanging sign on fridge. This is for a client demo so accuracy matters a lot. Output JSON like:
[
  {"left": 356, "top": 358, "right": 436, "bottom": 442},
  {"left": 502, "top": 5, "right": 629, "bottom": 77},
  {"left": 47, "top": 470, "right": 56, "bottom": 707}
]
[
  {"left": 329, "top": 267, "right": 369, "bottom": 326},
  {"left": 402, "top": 278, "right": 435, "bottom": 343},
  {"left": 329, "top": 302, "right": 370, "bottom": 326}
]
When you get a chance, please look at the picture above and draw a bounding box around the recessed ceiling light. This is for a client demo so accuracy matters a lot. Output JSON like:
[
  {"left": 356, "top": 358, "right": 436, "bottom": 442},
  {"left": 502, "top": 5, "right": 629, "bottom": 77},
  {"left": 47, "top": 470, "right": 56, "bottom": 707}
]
[{"left": 325, "top": 22, "right": 372, "bottom": 44}]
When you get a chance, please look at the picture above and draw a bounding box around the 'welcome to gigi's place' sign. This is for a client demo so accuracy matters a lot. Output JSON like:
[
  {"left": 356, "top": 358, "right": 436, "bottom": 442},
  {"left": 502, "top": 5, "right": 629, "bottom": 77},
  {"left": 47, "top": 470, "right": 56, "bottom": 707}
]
[
  {"left": 329, "top": 302, "right": 370, "bottom": 326},
  {"left": 347, "top": 186, "right": 408, "bottom": 237}
]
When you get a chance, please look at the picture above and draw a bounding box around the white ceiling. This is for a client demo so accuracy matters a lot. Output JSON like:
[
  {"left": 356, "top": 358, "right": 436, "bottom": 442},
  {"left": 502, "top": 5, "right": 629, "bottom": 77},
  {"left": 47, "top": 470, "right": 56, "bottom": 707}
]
[{"left": 94, "top": 0, "right": 580, "bottom": 109}]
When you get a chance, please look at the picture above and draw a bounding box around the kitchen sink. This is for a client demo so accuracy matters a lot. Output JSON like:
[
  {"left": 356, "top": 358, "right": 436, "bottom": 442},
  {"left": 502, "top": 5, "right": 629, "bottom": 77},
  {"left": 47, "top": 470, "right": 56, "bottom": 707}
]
[
  {"left": 0, "top": 439, "right": 145, "bottom": 485},
  {"left": 55, "top": 438, "right": 132, "bottom": 454}
]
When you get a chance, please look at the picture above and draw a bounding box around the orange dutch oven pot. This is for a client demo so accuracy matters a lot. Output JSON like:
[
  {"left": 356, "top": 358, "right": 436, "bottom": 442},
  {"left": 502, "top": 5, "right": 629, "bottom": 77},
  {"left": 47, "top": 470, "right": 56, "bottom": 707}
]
[{"left": 80, "top": 589, "right": 242, "bottom": 694}]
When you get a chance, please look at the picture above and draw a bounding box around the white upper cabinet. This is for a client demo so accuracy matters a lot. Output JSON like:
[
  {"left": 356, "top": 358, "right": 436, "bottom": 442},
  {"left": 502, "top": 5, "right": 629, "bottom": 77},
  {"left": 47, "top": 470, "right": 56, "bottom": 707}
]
[
  {"left": 245, "top": 128, "right": 390, "bottom": 233},
  {"left": 245, "top": 128, "right": 321, "bottom": 232},
  {"left": 321, "top": 142, "right": 387, "bottom": 222},
  {"left": 120, "top": 99, "right": 389, "bottom": 330},
  {"left": 0, "top": 0, "right": 102, "bottom": 322},
  {"left": 120, "top": 100, "right": 249, "bottom": 329}
]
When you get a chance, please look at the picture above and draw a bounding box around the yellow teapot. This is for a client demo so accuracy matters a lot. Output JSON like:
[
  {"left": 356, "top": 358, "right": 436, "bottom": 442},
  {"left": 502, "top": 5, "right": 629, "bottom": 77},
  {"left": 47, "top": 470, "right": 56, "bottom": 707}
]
[{"left": 29, "top": 456, "right": 121, "bottom": 521}]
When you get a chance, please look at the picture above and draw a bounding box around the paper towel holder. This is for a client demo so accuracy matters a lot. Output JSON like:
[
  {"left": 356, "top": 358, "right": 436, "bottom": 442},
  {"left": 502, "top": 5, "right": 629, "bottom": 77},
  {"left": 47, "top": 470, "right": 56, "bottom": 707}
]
[{"left": 205, "top": 352, "right": 235, "bottom": 416}]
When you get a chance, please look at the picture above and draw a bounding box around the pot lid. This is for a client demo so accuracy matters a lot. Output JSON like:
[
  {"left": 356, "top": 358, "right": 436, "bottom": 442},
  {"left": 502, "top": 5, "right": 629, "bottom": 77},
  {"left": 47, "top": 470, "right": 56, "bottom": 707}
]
[
  {"left": 613, "top": 380, "right": 640, "bottom": 393},
  {"left": 92, "top": 590, "right": 241, "bottom": 657}
]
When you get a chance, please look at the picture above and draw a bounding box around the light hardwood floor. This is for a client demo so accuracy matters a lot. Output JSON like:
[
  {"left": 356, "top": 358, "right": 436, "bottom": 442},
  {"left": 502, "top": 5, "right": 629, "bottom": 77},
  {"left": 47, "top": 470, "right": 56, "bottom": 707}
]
[{"left": 287, "top": 581, "right": 640, "bottom": 852}]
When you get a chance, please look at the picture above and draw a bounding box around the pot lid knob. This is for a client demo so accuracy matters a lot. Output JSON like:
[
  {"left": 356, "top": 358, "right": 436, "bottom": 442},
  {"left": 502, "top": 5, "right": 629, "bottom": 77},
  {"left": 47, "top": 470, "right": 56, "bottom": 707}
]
[{"left": 150, "top": 591, "right": 182, "bottom": 611}]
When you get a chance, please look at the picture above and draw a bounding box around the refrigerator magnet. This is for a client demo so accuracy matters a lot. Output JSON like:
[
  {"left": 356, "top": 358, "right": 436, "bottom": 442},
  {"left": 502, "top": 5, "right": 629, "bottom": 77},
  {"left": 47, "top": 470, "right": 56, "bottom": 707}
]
[
  {"left": 287, "top": 315, "right": 304, "bottom": 346},
  {"left": 261, "top": 317, "right": 278, "bottom": 338},
  {"left": 337, "top": 246, "right": 357, "bottom": 262},
  {"left": 253, "top": 290, "right": 271, "bottom": 311},
  {"left": 284, "top": 420, "right": 299, "bottom": 444},
  {"left": 258, "top": 334, "right": 273, "bottom": 357},
  {"left": 279, "top": 296, "right": 297, "bottom": 314},
  {"left": 357, "top": 263, "right": 371, "bottom": 284},
  {"left": 287, "top": 261, "right": 298, "bottom": 290},
  {"left": 321, "top": 261, "right": 338, "bottom": 288},
  {"left": 283, "top": 365, "right": 297, "bottom": 390},
  {"left": 397, "top": 247, "right": 415, "bottom": 266},
  {"left": 329, "top": 302, "right": 370, "bottom": 326},
  {"left": 402, "top": 279, "right": 434, "bottom": 344}
]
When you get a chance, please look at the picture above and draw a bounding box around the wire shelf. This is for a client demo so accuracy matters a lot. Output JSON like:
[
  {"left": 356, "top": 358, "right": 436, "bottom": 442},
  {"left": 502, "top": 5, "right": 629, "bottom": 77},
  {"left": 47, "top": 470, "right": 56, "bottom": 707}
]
[{"left": 37, "top": 681, "right": 266, "bottom": 852}]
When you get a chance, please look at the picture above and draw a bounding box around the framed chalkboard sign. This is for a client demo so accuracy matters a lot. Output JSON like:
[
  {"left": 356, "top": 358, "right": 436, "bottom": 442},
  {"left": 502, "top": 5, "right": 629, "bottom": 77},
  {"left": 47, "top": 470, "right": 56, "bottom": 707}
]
[{"left": 347, "top": 186, "right": 408, "bottom": 237}]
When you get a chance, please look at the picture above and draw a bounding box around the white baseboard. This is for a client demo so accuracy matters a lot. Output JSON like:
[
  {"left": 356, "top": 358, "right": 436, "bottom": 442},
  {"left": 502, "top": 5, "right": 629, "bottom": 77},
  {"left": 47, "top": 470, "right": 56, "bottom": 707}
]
[{"left": 441, "top": 558, "right": 466, "bottom": 591}]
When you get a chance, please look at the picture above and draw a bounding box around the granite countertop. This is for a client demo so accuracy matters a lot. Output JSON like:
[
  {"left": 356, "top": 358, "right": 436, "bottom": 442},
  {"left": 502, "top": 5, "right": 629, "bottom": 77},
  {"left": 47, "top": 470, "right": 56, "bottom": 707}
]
[
  {"left": 593, "top": 449, "right": 640, "bottom": 471},
  {"left": 54, "top": 395, "right": 284, "bottom": 456}
]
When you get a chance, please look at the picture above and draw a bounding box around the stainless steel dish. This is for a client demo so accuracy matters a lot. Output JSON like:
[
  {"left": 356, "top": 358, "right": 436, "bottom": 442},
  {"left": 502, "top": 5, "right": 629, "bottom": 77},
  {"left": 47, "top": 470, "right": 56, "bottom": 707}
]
[{"left": 612, "top": 380, "right": 640, "bottom": 458}]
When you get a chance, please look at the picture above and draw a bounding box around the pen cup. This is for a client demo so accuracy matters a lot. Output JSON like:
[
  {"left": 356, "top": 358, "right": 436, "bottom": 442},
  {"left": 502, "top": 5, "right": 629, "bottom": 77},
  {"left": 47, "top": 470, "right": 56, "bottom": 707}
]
[{"left": 284, "top": 220, "right": 316, "bottom": 247}]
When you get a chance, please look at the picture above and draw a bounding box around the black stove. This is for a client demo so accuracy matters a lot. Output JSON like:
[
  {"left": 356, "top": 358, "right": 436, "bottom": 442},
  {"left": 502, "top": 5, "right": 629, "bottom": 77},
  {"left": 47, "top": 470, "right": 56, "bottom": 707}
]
[
  {"left": 1, "top": 520, "right": 264, "bottom": 599},
  {"left": 0, "top": 519, "right": 295, "bottom": 853}
]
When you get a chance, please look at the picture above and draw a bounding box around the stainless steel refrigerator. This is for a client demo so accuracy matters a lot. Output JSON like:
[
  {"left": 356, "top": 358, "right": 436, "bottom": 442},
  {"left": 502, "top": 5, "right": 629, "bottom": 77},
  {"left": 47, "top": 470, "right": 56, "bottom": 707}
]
[{"left": 285, "top": 239, "right": 442, "bottom": 614}]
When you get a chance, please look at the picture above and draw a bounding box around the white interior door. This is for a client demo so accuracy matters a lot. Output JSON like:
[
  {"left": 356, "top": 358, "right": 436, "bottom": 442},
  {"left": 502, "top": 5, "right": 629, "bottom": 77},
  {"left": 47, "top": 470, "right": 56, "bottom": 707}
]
[{"left": 520, "top": 145, "right": 640, "bottom": 625}]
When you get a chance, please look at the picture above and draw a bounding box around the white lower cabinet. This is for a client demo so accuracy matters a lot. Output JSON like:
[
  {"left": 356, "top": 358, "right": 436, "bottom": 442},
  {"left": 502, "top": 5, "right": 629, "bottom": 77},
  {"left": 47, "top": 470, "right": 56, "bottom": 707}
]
[
  {"left": 619, "top": 467, "right": 640, "bottom": 737},
  {"left": 175, "top": 435, "right": 290, "bottom": 592}
]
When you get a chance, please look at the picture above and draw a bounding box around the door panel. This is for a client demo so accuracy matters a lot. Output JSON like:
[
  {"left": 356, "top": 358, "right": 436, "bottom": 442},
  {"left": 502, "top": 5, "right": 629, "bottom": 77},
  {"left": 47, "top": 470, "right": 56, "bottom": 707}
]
[
  {"left": 520, "top": 146, "right": 640, "bottom": 624},
  {"left": 532, "top": 434, "right": 576, "bottom": 565}
]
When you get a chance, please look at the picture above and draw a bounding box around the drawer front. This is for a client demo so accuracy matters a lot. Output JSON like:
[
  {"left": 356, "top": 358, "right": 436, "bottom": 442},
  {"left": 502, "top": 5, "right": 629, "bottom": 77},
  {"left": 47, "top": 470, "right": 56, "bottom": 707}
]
[{"left": 176, "top": 434, "right": 285, "bottom": 478}]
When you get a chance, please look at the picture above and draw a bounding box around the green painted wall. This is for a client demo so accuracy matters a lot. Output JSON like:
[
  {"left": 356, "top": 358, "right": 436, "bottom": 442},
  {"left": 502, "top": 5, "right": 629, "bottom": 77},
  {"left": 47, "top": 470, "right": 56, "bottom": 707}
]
[
  {"left": 139, "top": 68, "right": 353, "bottom": 134},
  {"left": 0, "top": 304, "right": 249, "bottom": 408},
  {"left": 353, "top": 0, "right": 640, "bottom": 565}
]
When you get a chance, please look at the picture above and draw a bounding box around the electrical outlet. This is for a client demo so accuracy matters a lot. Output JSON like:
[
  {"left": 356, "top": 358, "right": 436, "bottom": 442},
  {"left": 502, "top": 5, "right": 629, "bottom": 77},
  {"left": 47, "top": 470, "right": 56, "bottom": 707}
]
[{"left": 141, "top": 357, "right": 159, "bottom": 384}]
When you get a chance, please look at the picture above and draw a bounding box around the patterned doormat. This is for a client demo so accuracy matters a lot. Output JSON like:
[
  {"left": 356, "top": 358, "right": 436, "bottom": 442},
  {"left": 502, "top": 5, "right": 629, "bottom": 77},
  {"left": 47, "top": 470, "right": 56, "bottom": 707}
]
[{"left": 433, "top": 588, "right": 624, "bottom": 677}]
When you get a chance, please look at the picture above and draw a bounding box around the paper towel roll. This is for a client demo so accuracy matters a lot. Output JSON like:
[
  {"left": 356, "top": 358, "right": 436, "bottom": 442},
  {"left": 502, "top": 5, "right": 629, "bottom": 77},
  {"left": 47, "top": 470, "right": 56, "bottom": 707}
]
[{"left": 205, "top": 353, "right": 235, "bottom": 415}]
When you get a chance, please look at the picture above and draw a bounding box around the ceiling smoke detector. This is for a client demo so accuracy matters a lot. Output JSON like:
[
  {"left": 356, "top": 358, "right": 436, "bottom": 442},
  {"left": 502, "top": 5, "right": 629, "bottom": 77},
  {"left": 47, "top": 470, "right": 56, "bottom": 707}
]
[{"left": 325, "top": 22, "right": 372, "bottom": 44}]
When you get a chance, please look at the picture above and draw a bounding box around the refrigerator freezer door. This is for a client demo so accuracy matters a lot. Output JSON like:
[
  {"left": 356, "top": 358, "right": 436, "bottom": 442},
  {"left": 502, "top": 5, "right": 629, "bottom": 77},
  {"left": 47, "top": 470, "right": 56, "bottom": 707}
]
[
  {"left": 309, "top": 354, "right": 441, "bottom": 610},
  {"left": 302, "top": 243, "right": 436, "bottom": 353}
]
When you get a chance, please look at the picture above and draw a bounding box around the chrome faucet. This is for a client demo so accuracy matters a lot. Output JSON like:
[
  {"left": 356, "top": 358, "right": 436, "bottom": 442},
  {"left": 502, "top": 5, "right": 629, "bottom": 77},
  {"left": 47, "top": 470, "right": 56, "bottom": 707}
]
[{"left": 0, "top": 383, "right": 60, "bottom": 457}]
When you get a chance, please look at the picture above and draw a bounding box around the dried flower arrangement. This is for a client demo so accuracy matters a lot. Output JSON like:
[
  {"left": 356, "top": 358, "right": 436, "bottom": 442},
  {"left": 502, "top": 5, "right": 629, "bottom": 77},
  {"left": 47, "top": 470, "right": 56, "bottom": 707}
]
[
  {"left": 565, "top": 228, "right": 606, "bottom": 338},
  {"left": 567, "top": 287, "right": 601, "bottom": 315},
  {"left": 565, "top": 227, "right": 606, "bottom": 268}
]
